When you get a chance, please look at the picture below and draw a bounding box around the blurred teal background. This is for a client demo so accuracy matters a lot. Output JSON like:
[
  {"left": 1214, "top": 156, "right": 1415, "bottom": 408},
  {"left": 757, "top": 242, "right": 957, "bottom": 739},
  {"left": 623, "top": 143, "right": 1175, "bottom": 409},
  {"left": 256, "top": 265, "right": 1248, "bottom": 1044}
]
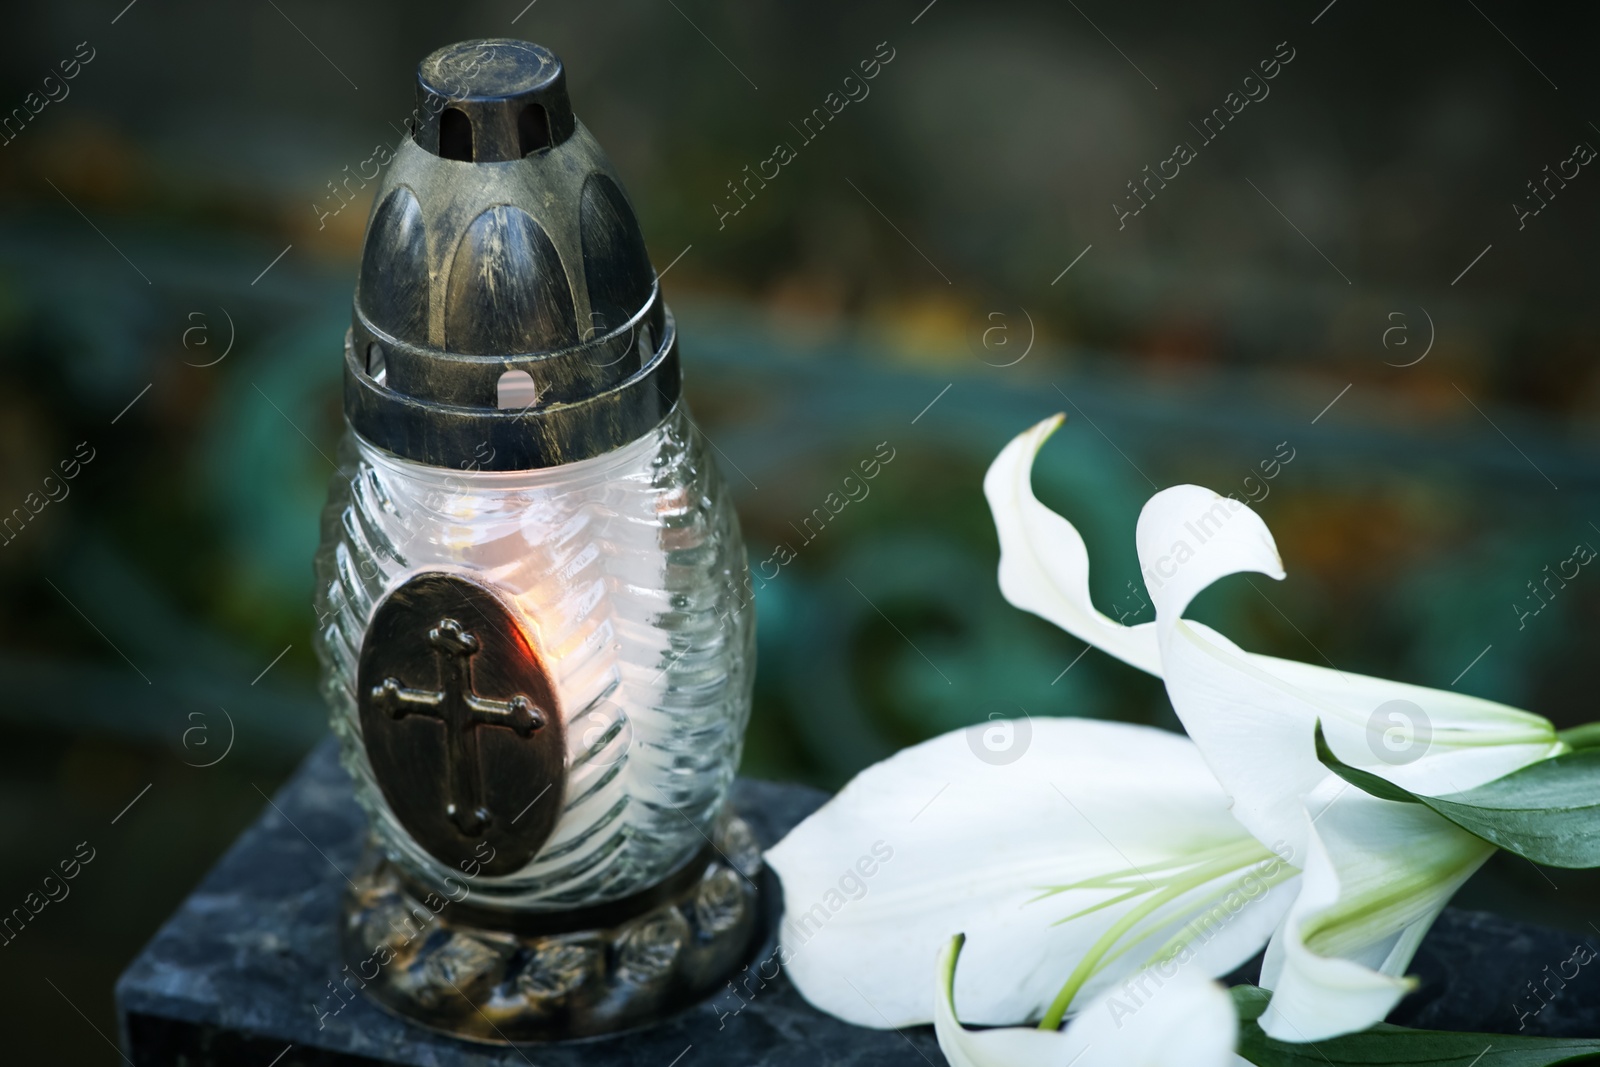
[{"left": 2, "top": 0, "right": 1599, "bottom": 1058}]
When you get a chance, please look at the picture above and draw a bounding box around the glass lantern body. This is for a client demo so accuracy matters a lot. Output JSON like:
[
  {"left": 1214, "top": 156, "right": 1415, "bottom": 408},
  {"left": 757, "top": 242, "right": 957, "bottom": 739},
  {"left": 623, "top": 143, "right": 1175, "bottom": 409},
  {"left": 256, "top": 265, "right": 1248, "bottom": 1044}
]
[{"left": 313, "top": 404, "right": 754, "bottom": 910}]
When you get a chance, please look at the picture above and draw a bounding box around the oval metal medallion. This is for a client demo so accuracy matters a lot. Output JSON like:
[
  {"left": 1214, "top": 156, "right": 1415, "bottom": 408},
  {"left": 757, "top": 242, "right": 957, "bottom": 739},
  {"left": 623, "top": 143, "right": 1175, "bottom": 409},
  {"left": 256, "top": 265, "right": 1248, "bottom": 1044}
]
[{"left": 358, "top": 571, "right": 564, "bottom": 876}]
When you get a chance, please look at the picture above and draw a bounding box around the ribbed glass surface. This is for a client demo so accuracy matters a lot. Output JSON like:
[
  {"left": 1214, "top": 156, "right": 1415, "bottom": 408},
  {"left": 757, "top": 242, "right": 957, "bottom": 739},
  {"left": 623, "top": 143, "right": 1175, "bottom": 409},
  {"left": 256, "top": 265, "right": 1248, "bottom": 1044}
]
[{"left": 313, "top": 404, "right": 754, "bottom": 908}]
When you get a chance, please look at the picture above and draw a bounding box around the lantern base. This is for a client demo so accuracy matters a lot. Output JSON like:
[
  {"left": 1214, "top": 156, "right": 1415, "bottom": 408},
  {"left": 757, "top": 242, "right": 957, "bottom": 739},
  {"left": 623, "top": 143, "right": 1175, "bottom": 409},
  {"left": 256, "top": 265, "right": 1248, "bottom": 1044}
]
[{"left": 339, "top": 813, "right": 766, "bottom": 1043}]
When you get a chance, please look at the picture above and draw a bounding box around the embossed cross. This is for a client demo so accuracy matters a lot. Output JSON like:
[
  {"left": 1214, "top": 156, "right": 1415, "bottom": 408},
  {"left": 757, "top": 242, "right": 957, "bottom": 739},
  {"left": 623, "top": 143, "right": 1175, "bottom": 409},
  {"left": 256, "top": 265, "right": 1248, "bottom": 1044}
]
[{"left": 370, "top": 617, "right": 544, "bottom": 836}]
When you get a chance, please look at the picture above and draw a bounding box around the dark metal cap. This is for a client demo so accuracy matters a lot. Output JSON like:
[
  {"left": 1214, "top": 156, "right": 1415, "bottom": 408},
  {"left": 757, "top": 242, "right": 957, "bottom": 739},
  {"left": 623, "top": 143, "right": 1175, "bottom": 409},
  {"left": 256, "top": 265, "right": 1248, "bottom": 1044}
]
[
  {"left": 346, "top": 39, "right": 678, "bottom": 471},
  {"left": 413, "top": 40, "right": 577, "bottom": 162}
]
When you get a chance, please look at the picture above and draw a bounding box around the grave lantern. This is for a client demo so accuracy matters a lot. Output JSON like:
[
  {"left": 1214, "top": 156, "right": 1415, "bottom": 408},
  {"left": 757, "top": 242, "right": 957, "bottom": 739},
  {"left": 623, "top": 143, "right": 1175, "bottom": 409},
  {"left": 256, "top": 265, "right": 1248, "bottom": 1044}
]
[{"left": 311, "top": 38, "right": 759, "bottom": 1042}]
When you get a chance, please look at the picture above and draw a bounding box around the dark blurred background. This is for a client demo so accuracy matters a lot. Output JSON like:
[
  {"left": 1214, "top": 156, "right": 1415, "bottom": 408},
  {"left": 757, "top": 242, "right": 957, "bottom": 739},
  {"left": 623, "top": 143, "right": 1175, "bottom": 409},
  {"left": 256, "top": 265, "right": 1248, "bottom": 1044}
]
[{"left": 3, "top": 0, "right": 1599, "bottom": 1058}]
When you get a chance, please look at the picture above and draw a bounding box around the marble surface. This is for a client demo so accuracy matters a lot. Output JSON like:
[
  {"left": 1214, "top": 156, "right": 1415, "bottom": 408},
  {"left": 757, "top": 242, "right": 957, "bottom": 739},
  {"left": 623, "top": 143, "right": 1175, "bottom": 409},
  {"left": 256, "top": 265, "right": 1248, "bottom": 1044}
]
[{"left": 116, "top": 738, "right": 1600, "bottom": 1065}]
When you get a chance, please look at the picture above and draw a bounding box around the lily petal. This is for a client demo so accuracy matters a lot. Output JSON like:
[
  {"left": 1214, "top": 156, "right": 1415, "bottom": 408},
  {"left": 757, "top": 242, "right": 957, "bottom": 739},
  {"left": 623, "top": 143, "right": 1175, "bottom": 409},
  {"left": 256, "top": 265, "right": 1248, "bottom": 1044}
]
[
  {"left": 935, "top": 935, "right": 1075, "bottom": 1067},
  {"left": 766, "top": 717, "right": 1296, "bottom": 1028},
  {"left": 1258, "top": 792, "right": 1491, "bottom": 1042},
  {"left": 984, "top": 413, "right": 1162, "bottom": 675},
  {"left": 1248, "top": 652, "right": 1560, "bottom": 798},
  {"left": 935, "top": 935, "right": 1242, "bottom": 1067}
]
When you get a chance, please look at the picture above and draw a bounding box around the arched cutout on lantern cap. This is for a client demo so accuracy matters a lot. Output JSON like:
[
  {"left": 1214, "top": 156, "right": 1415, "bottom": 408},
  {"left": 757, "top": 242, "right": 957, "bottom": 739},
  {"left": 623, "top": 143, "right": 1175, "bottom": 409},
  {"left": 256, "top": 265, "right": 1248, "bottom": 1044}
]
[{"left": 439, "top": 107, "right": 473, "bottom": 161}]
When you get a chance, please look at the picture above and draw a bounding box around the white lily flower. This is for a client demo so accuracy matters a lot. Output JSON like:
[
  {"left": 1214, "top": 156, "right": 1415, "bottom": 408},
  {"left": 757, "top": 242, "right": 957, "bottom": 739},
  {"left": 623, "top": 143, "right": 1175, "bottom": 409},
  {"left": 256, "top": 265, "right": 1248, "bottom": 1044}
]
[
  {"left": 765, "top": 717, "right": 1299, "bottom": 1030},
  {"left": 934, "top": 934, "right": 1243, "bottom": 1067},
  {"left": 985, "top": 415, "right": 1566, "bottom": 1040}
]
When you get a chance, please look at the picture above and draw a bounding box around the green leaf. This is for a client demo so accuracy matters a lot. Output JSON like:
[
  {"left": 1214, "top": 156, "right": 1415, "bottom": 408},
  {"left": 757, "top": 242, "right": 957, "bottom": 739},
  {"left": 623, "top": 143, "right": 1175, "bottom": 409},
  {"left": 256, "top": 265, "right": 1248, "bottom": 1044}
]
[
  {"left": 1232, "top": 985, "right": 1600, "bottom": 1066},
  {"left": 1314, "top": 722, "right": 1600, "bottom": 869}
]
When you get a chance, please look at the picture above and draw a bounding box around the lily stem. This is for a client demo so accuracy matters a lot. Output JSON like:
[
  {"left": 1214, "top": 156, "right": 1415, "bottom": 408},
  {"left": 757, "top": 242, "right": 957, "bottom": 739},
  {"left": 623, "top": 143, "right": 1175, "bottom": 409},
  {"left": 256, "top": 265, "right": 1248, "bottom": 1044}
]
[{"left": 1557, "top": 722, "right": 1600, "bottom": 751}]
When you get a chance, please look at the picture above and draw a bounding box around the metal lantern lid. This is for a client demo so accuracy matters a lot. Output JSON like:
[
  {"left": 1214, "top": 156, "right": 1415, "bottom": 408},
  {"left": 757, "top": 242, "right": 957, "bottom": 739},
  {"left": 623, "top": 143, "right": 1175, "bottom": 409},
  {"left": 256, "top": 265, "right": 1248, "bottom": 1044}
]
[{"left": 344, "top": 38, "right": 678, "bottom": 471}]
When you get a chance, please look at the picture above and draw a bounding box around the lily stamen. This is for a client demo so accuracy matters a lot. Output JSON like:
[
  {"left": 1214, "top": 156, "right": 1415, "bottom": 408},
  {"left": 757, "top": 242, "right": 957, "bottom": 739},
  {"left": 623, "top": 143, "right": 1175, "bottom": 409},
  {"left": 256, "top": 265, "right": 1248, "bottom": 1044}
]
[{"left": 1037, "top": 839, "right": 1293, "bottom": 1030}]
